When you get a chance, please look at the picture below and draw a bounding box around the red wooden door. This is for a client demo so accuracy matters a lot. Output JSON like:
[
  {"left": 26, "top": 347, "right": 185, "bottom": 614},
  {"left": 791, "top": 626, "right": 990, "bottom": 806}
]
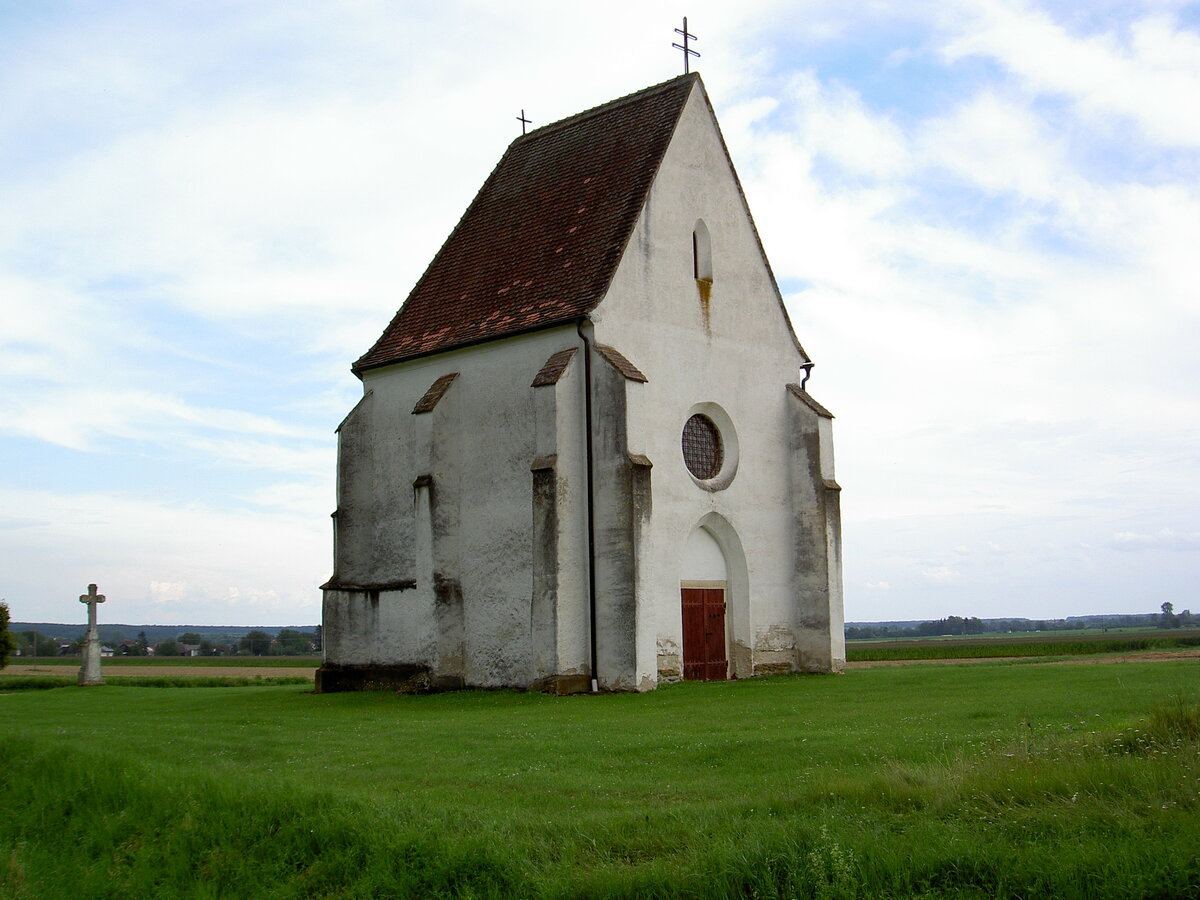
[{"left": 681, "top": 587, "right": 727, "bottom": 681}]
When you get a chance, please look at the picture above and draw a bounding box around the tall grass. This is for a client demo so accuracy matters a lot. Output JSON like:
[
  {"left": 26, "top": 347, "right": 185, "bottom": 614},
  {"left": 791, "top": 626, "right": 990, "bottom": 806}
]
[
  {"left": 2, "top": 663, "right": 1198, "bottom": 898},
  {"left": 1, "top": 736, "right": 518, "bottom": 899}
]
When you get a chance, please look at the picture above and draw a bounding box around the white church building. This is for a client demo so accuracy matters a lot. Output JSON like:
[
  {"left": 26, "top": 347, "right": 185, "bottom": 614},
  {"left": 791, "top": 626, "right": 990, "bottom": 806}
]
[{"left": 317, "top": 73, "right": 845, "bottom": 693}]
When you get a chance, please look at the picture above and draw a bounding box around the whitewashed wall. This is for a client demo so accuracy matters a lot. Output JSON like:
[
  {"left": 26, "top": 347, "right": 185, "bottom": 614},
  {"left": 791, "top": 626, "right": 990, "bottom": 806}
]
[
  {"left": 591, "top": 84, "right": 845, "bottom": 680},
  {"left": 323, "top": 324, "right": 593, "bottom": 689}
]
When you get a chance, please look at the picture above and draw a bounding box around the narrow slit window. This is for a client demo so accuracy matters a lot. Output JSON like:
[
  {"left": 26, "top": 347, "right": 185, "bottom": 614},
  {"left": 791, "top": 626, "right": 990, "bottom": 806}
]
[{"left": 693, "top": 219, "right": 712, "bottom": 282}]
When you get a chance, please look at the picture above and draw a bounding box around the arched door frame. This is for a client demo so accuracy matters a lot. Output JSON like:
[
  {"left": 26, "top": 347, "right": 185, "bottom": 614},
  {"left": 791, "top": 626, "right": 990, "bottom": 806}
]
[{"left": 679, "top": 512, "right": 751, "bottom": 679}]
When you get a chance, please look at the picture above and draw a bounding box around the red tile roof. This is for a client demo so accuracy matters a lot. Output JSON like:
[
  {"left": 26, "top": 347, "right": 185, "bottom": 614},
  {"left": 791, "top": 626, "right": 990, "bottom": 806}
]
[
  {"left": 531, "top": 348, "right": 578, "bottom": 387},
  {"left": 353, "top": 74, "right": 700, "bottom": 374},
  {"left": 595, "top": 344, "right": 648, "bottom": 382},
  {"left": 412, "top": 372, "right": 459, "bottom": 413}
]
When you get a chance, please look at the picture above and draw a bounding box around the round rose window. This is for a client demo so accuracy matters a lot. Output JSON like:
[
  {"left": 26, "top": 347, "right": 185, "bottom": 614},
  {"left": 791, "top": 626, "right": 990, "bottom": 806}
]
[{"left": 682, "top": 414, "right": 723, "bottom": 480}]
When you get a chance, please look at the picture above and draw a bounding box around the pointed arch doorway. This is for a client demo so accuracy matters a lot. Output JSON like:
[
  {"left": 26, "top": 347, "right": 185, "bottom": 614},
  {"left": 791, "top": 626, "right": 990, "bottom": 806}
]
[{"left": 680, "top": 523, "right": 729, "bottom": 681}]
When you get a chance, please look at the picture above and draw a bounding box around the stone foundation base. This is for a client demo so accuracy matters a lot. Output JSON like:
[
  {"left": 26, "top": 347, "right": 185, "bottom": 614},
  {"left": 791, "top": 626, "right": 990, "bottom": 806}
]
[
  {"left": 315, "top": 663, "right": 464, "bottom": 693},
  {"left": 529, "top": 673, "right": 593, "bottom": 695},
  {"left": 751, "top": 662, "right": 795, "bottom": 677}
]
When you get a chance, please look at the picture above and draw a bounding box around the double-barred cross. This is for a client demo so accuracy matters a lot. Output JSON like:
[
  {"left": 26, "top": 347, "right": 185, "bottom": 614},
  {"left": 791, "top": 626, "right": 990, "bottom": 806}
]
[{"left": 673, "top": 17, "right": 700, "bottom": 74}]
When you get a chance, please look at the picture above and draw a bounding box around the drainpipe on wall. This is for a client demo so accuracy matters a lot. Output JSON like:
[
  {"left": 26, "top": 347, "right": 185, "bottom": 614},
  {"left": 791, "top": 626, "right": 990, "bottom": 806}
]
[
  {"left": 799, "top": 360, "right": 814, "bottom": 390},
  {"left": 577, "top": 319, "right": 600, "bottom": 693}
]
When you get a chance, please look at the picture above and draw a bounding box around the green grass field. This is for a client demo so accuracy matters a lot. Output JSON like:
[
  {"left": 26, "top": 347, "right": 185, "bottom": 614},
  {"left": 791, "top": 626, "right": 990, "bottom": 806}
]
[
  {"left": 848, "top": 626, "right": 1179, "bottom": 643},
  {"left": 2, "top": 660, "right": 1198, "bottom": 898},
  {"left": 846, "top": 628, "right": 1200, "bottom": 662}
]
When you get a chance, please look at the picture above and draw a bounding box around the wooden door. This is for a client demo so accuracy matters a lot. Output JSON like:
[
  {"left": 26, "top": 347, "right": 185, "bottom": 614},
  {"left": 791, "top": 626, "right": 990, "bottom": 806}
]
[{"left": 681, "top": 587, "right": 727, "bottom": 681}]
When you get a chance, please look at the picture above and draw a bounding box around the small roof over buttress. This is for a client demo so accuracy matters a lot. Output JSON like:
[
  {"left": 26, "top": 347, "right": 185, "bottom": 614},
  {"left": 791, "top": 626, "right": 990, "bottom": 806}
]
[{"left": 353, "top": 74, "right": 701, "bottom": 374}]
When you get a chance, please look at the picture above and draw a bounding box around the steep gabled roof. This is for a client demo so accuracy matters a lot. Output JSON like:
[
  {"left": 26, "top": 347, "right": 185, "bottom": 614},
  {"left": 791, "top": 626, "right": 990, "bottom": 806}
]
[{"left": 354, "top": 73, "right": 700, "bottom": 374}]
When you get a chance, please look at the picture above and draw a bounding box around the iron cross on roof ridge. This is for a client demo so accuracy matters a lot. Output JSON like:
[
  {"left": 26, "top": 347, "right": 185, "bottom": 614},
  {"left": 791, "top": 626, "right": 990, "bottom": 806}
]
[
  {"left": 517, "top": 109, "right": 532, "bottom": 135},
  {"left": 673, "top": 17, "right": 699, "bottom": 74}
]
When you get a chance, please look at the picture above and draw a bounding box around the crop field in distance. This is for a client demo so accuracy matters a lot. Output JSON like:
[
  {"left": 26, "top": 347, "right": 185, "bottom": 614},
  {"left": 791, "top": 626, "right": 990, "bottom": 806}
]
[{"left": 847, "top": 627, "right": 1200, "bottom": 662}]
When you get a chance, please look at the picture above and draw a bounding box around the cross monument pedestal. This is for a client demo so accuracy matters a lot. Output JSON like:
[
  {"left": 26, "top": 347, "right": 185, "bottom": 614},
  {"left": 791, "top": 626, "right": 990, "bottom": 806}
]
[{"left": 77, "top": 583, "right": 106, "bottom": 686}]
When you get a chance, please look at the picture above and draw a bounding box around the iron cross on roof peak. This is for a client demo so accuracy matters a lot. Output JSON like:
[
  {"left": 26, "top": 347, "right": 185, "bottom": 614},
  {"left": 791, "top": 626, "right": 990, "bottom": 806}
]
[
  {"left": 517, "top": 109, "right": 532, "bottom": 135},
  {"left": 673, "top": 17, "right": 699, "bottom": 74}
]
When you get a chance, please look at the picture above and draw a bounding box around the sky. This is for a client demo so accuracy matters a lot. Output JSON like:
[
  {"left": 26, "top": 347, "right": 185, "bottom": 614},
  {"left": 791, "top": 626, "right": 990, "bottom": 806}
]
[{"left": 2, "top": 0, "right": 1198, "bottom": 627}]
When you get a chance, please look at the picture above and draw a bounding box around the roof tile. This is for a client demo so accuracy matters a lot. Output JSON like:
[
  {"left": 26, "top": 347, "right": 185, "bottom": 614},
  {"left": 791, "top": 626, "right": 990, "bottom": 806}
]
[
  {"left": 596, "top": 344, "right": 648, "bottom": 382},
  {"left": 354, "top": 74, "right": 699, "bottom": 373},
  {"left": 787, "top": 383, "right": 834, "bottom": 419},
  {"left": 412, "top": 373, "right": 459, "bottom": 414},
  {"left": 531, "top": 348, "right": 578, "bottom": 387}
]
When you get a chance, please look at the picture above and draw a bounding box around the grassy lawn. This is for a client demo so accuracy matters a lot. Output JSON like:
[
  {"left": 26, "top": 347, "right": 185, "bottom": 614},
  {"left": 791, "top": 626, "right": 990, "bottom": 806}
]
[{"left": 2, "top": 660, "right": 1198, "bottom": 898}]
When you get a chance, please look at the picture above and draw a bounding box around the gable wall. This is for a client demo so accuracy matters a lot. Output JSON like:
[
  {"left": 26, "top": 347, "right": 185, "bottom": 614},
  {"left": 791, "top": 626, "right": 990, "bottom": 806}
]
[{"left": 590, "top": 86, "right": 840, "bottom": 677}]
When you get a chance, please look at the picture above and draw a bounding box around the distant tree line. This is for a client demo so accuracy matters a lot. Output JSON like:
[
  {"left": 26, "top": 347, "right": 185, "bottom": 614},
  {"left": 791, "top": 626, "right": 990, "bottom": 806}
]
[
  {"left": 846, "top": 617, "right": 987, "bottom": 640},
  {"left": 118, "top": 626, "right": 323, "bottom": 657},
  {"left": 1159, "top": 602, "right": 1194, "bottom": 629},
  {"left": 0, "top": 601, "right": 16, "bottom": 670},
  {"left": 5, "top": 625, "right": 322, "bottom": 658},
  {"left": 846, "top": 610, "right": 1194, "bottom": 641}
]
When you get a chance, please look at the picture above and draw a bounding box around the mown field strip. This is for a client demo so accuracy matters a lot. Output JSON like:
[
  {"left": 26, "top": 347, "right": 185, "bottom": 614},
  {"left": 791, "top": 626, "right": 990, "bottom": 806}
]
[{"left": 847, "top": 629, "right": 1200, "bottom": 661}]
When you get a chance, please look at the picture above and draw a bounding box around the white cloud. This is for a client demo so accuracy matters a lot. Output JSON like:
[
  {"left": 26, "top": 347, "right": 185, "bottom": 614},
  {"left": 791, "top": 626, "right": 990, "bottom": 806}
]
[
  {"left": 0, "top": 486, "right": 328, "bottom": 625},
  {"left": 943, "top": 5, "right": 1200, "bottom": 147},
  {"left": 780, "top": 71, "right": 910, "bottom": 179},
  {"left": 922, "top": 565, "right": 958, "bottom": 583},
  {"left": 149, "top": 581, "right": 185, "bottom": 606},
  {"left": 0, "top": 386, "right": 318, "bottom": 449},
  {"left": 917, "top": 89, "right": 1081, "bottom": 208},
  {"left": 1110, "top": 529, "right": 1200, "bottom": 551},
  {"left": 222, "top": 586, "right": 286, "bottom": 612}
]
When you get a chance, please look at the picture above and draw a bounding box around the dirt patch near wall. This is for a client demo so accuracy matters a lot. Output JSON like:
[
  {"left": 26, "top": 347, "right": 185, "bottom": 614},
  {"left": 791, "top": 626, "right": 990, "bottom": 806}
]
[
  {"left": 4, "top": 665, "right": 317, "bottom": 679},
  {"left": 846, "top": 649, "right": 1200, "bottom": 668}
]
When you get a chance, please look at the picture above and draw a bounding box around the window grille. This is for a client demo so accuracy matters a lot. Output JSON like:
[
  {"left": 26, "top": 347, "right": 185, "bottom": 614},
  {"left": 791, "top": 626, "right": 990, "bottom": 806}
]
[{"left": 682, "top": 414, "right": 723, "bottom": 479}]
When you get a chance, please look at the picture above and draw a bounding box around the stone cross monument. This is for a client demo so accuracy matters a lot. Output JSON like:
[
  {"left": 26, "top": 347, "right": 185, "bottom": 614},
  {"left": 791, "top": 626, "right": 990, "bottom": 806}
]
[{"left": 77, "top": 583, "right": 106, "bottom": 686}]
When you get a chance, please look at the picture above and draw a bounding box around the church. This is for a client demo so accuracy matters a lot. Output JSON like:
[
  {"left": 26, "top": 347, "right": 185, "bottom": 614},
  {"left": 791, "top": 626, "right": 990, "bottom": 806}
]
[{"left": 317, "top": 72, "right": 845, "bottom": 693}]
